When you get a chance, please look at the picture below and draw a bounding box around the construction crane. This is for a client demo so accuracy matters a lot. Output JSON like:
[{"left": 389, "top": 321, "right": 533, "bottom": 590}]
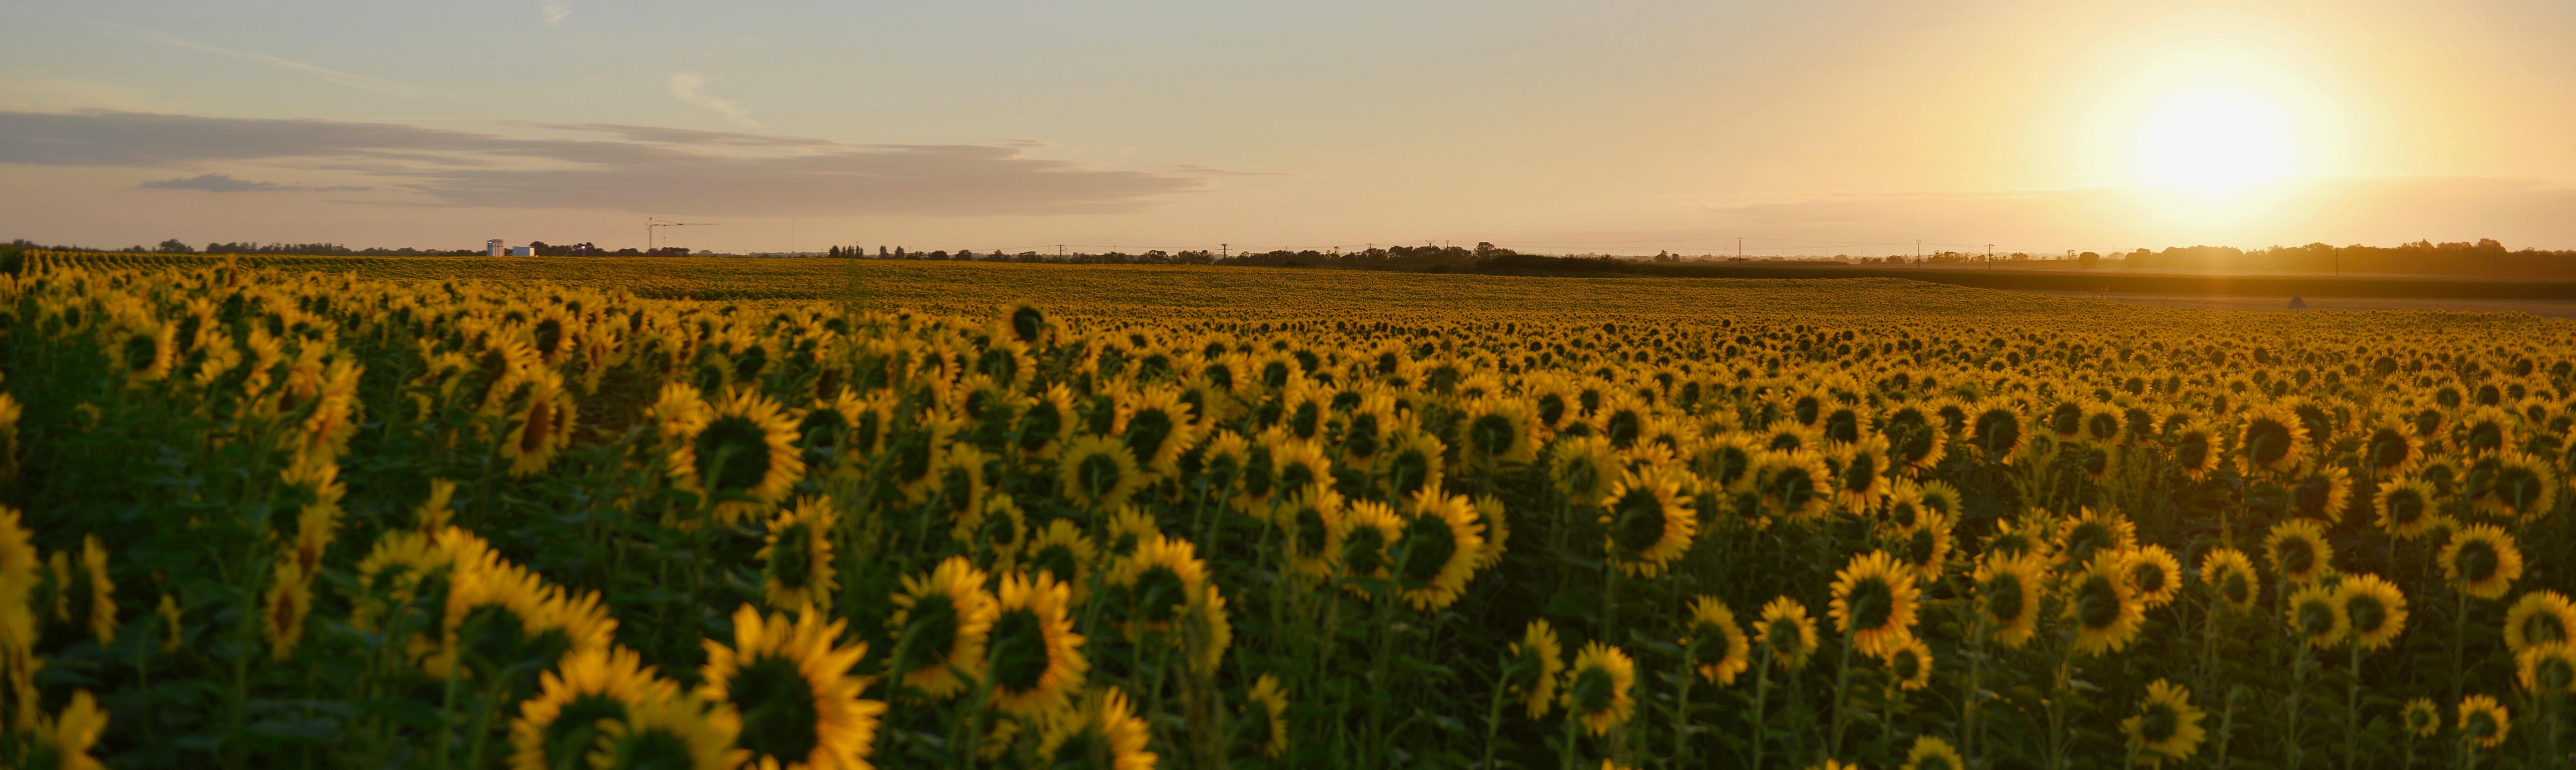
[{"left": 646, "top": 218, "right": 718, "bottom": 252}]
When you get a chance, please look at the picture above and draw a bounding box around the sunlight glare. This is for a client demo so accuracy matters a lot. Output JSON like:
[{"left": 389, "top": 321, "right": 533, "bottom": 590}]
[{"left": 2138, "top": 85, "right": 2291, "bottom": 188}]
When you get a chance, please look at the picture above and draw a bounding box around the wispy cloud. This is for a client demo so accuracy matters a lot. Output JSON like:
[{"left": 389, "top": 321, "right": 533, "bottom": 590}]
[
  {"left": 122, "top": 26, "right": 457, "bottom": 102},
  {"left": 667, "top": 73, "right": 756, "bottom": 127},
  {"left": 541, "top": 0, "right": 571, "bottom": 26},
  {"left": 1, "top": 110, "right": 1206, "bottom": 217},
  {"left": 139, "top": 172, "right": 368, "bottom": 193}
]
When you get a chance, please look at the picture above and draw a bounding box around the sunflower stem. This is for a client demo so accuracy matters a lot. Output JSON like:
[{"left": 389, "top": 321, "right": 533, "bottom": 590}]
[
  {"left": 1829, "top": 623, "right": 1857, "bottom": 757},
  {"left": 2346, "top": 642, "right": 2363, "bottom": 770},
  {"left": 1483, "top": 654, "right": 1512, "bottom": 770},
  {"left": 1750, "top": 645, "right": 1772, "bottom": 770}
]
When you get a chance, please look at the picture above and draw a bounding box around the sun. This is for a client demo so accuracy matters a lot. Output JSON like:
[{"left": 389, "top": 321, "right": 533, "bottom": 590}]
[{"left": 2137, "top": 84, "right": 2292, "bottom": 188}]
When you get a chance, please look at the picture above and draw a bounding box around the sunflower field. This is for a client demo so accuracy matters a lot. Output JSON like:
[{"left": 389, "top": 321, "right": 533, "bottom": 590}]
[{"left": 1, "top": 251, "right": 2574, "bottom": 770}]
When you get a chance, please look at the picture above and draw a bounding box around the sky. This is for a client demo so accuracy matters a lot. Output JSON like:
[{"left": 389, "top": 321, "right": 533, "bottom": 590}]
[{"left": 3, "top": 0, "right": 2573, "bottom": 256}]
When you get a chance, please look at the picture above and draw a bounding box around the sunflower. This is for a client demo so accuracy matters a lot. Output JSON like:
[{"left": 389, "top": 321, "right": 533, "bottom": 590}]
[
  {"left": 2455, "top": 405, "right": 2516, "bottom": 455},
  {"left": 1016, "top": 383, "right": 1078, "bottom": 460},
  {"left": 951, "top": 494, "right": 1028, "bottom": 572},
  {"left": 1338, "top": 499, "right": 1406, "bottom": 598},
  {"left": 507, "top": 648, "right": 678, "bottom": 770},
  {"left": 1038, "top": 687, "right": 1156, "bottom": 770},
  {"left": 1598, "top": 468, "right": 1696, "bottom": 579},
  {"left": 2360, "top": 418, "right": 2422, "bottom": 475},
  {"left": 668, "top": 387, "right": 806, "bottom": 524},
  {"left": 2336, "top": 573, "right": 2409, "bottom": 651},
  {"left": 1240, "top": 673, "right": 1291, "bottom": 759},
  {"left": 1829, "top": 550, "right": 1920, "bottom": 658},
  {"left": 1757, "top": 596, "right": 1822, "bottom": 670},
  {"left": 2121, "top": 679, "right": 2207, "bottom": 767},
  {"left": 701, "top": 604, "right": 883, "bottom": 770},
  {"left": 2375, "top": 477, "right": 2441, "bottom": 540},
  {"left": 1395, "top": 491, "right": 1486, "bottom": 611},
  {"left": 1509, "top": 620, "right": 1567, "bottom": 719},
  {"left": 75, "top": 535, "right": 114, "bottom": 645},
  {"left": 1110, "top": 534, "right": 1211, "bottom": 637},
  {"left": 1551, "top": 435, "right": 1623, "bottom": 508},
  {"left": 1185, "top": 584, "right": 1233, "bottom": 675},
  {"left": 1914, "top": 480, "right": 1964, "bottom": 523},
  {"left": 2504, "top": 590, "right": 2576, "bottom": 654},
  {"left": 1274, "top": 485, "right": 1348, "bottom": 581},
  {"left": 1963, "top": 400, "right": 2027, "bottom": 463},
  {"left": 2064, "top": 552, "right": 2145, "bottom": 656},
  {"left": 1332, "top": 389, "right": 1396, "bottom": 468},
  {"left": 2441, "top": 524, "right": 2523, "bottom": 600},
  {"left": 1755, "top": 448, "right": 1834, "bottom": 523},
  {"left": 1974, "top": 553, "right": 2047, "bottom": 649},
  {"left": 2054, "top": 507, "right": 2137, "bottom": 569},
  {"left": 2235, "top": 402, "right": 2310, "bottom": 474},
  {"left": 1828, "top": 436, "right": 1895, "bottom": 510},
  {"left": 1876, "top": 402, "right": 1951, "bottom": 473},
  {"left": 1057, "top": 435, "right": 1144, "bottom": 513},
  {"left": 2519, "top": 642, "right": 2576, "bottom": 695},
  {"left": 495, "top": 368, "right": 578, "bottom": 478},
  {"left": 2199, "top": 548, "right": 2261, "bottom": 613},
  {"left": 1104, "top": 507, "right": 1161, "bottom": 558},
  {"left": 586, "top": 689, "right": 748, "bottom": 770},
  {"left": 1692, "top": 433, "right": 1763, "bottom": 493},
  {"left": 888, "top": 557, "right": 998, "bottom": 700},
  {"left": 1902, "top": 735, "right": 1966, "bottom": 770},
  {"left": 1376, "top": 427, "right": 1448, "bottom": 500},
  {"left": 2122, "top": 545, "right": 2184, "bottom": 610},
  {"left": 2478, "top": 451, "right": 2557, "bottom": 520},
  {"left": 426, "top": 538, "right": 618, "bottom": 680},
  {"left": 1879, "top": 636, "right": 1933, "bottom": 691},
  {"left": 2264, "top": 519, "right": 2334, "bottom": 585},
  {"left": 2168, "top": 418, "right": 2221, "bottom": 480},
  {"left": 263, "top": 560, "right": 313, "bottom": 662},
  {"left": 985, "top": 570, "right": 1088, "bottom": 716},
  {"left": 2285, "top": 464, "right": 2353, "bottom": 524},
  {"left": 1267, "top": 435, "right": 1334, "bottom": 497},
  {"left": 1472, "top": 494, "right": 1509, "bottom": 568},
  {"left": 2397, "top": 697, "right": 2440, "bottom": 740},
  {"left": 1562, "top": 641, "right": 1637, "bottom": 737},
  {"left": 1022, "top": 520, "right": 1099, "bottom": 606},
  {"left": 2285, "top": 582, "right": 2347, "bottom": 649},
  {"left": 25, "top": 689, "right": 107, "bottom": 770},
  {"left": 1459, "top": 394, "right": 1540, "bottom": 466},
  {"left": 2457, "top": 693, "right": 2509, "bottom": 749},
  {"left": 1683, "top": 595, "right": 1752, "bottom": 685},
  {"left": 757, "top": 498, "right": 840, "bottom": 614}
]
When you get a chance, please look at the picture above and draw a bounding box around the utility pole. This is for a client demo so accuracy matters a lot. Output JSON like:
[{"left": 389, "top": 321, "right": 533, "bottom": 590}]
[
  {"left": 2334, "top": 247, "right": 2340, "bottom": 278},
  {"left": 1987, "top": 244, "right": 1994, "bottom": 271},
  {"left": 1737, "top": 237, "right": 1743, "bottom": 260},
  {"left": 1220, "top": 243, "right": 1228, "bottom": 259},
  {"left": 1915, "top": 240, "right": 1920, "bottom": 263},
  {"left": 1056, "top": 244, "right": 1066, "bottom": 258}
]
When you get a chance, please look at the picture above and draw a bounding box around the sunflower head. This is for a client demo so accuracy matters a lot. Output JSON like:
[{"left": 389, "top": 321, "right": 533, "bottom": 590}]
[
  {"left": 2286, "top": 583, "right": 2347, "bottom": 649},
  {"left": 1683, "top": 596, "right": 1750, "bottom": 685},
  {"left": 985, "top": 570, "right": 1088, "bottom": 716},
  {"left": 2458, "top": 693, "right": 2510, "bottom": 749},
  {"left": 2064, "top": 552, "right": 2144, "bottom": 656},
  {"left": 2505, "top": 591, "right": 2576, "bottom": 654},
  {"left": 2336, "top": 573, "right": 2409, "bottom": 651},
  {"left": 1757, "top": 596, "right": 1821, "bottom": 670},
  {"left": 2402, "top": 697, "right": 2440, "bottom": 738},
  {"left": 1903, "top": 735, "right": 1966, "bottom": 770},
  {"left": 1973, "top": 553, "right": 2046, "bottom": 649},
  {"left": 1395, "top": 491, "right": 1486, "bottom": 612},
  {"left": 2199, "top": 548, "right": 2261, "bottom": 614},
  {"left": 1599, "top": 468, "right": 1695, "bottom": 578},
  {"left": 701, "top": 604, "right": 883, "bottom": 769},
  {"left": 1506, "top": 620, "right": 1566, "bottom": 719},
  {"left": 1829, "top": 550, "right": 1920, "bottom": 658},
  {"left": 2442, "top": 524, "right": 2524, "bottom": 600},
  {"left": 2518, "top": 642, "right": 2576, "bottom": 695},
  {"left": 1562, "top": 641, "right": 1637, "bottom": 736},
  {"left": 888, "top": 557, "right": 999, "bottom": 700},
  {"left": 1880, "top": 636, "right": 1933, "bottom": 691},
  {"left": 2264, "top": 519, "right": 2334, "bottom": 585},
  {"left": 2122, "top": 679, "right": 2207, "bottom": 767}
]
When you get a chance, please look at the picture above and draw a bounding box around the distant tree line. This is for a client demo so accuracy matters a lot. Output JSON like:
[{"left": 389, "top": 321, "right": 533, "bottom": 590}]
[
  {"left": 13, "top": 236, "right": 2576, "bottom": 278},
  {"left": 2119, "top": 239, "right": 2576, "bottom": 278}
]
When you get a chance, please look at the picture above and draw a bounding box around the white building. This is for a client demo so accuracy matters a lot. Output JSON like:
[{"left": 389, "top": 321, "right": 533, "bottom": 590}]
[
  {"left": 486, "top": 239, "right": 506, "bottom": 257},
  {"left": 507, "top": 246, "right": 534, "bottom": 256}
]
